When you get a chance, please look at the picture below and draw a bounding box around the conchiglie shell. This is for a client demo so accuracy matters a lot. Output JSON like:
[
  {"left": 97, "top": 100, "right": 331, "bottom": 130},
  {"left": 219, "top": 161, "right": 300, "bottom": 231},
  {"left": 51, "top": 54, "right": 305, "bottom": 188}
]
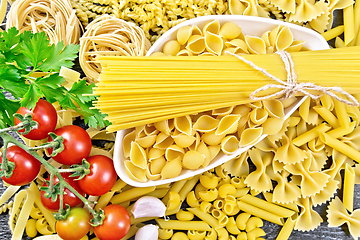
[
  {"left": 123, "top": 129, "right": 136, "bottom": 158},
  {"left": 263, "top": 100, "right": 285, "bottom": 118},
  {"left": 281, "top": 97, "right": 299, "bottom": 108},
  {"left": 262, "top": 117, "right": 286, "bottom": 135},
  {"left": 261, "top": 30, "right": 271, "bottom": 47},
  {"left": 202, "top": 19, "right": 220, "bottom": 34},
  {"left": 247, "top": 101, "right": 262, "bottom": 109},
  {"left": 250, "top": 108, "right": 268, "bottom": 125},
  {"left": 225, "top": 39, "right": 249, "bottom": 53},
  {"left": 146, "top": 166, "right": 161, "bottom": 181},
  {"left": 174, "top": 115, "right": 193, "bottom": 136},
  {"left": 135, "top": 125, "right": 146, "bottom": 138},
  {"left": 162, "top": 40, "right": 181, "bottom": 56},
  {"left": 208, "top": 145, "right": 221, "bottom": 161},
  {"left": 219, "top": 22, "right": 241, "bottom": 39},
  {"left": 204, "top": 31, "right": 223, "bottom": 55},
  {"left": 154, "top": 119, "right": 173, "bottom": 135},
  {"left": 245, "top": 35, "right": 267, "bottom": 54},
  {"left": 186, "top": 35, "right": 206, "bottom": 54},
  {"left": 161, "top": 157, "right": 182, "bottom": 179},
  {"left": 144, "top": 124, "right": 158, "bottom": 136},
  {"left": 202, "top": 130, "right": 226, "bottom": 146},
  {"left": 149, "top": 156, "right": 166, "bottom": 175},
  {"left": 177, "top": 25, "right": 193, "bottom": 45},
  {"left": 188, "top": 132, "right": 201, "bottom": 151},
  {"left": 193, "top": 115, "right": 219, "bottom": 132},
  {"left": 238, "top": 113, "right": 249, "bottom": 129},
  {"left": 222, "top": 47, "right": 247, "bottom": 55},
  {"left": 172, "top": 133, "right": 196, "bottom": 148},
  {"left": 125, "top": 160, "right": 147, "bottom": 183},
  {"left": 177, "top": 49, "right": 194, "bottom": 56},
  {"left": 182, "top": 150, "right": 206, "bottom": 170},
  {"left": 148, "top": 148, "right": 165, "bottom": 160},
  {"left": 165, "top": 145, "right": 185, "bottom": 161},
  {"left": 136, "top": 134, "right": 157, "bottom": 148},
  {"left": 275, "top": 26, "right": 293, "bottom": 51},
  {"left": 216, "top": 114, "right": 241, "bottom": 135},
  {"left": 154, "top": 132, "right": 174, "bottom": 149},
  {"left": 269, "top": 25, "right": 283, "bottom": 47},
  {"left": 232, "top": 105, "right": 251, "bottom": 116},
  {"left": 130, "top": 141, "right": 147, "bottom": 169},
  {"left": 229, "top": 0, "right": 247, "bottom": 14},
  {"left": 221, "top": 135, "right": 239, "bottom": 154},
  {"left": 197, "top": 141, "right": 211, "bottom": 167},
  {"left": 212, "top": 106, "right": 234, "bottom": 116},
  {"left": 286, "top": 40, "right": 305, "bottom": 52},
  {"left": 239, "top": 127, "right": 263, "bottom": 147}
]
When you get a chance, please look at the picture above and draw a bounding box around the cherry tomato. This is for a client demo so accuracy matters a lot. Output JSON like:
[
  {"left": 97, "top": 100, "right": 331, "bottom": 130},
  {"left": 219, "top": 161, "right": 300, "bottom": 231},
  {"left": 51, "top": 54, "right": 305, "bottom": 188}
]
[
  {"left": 78, "top": 155, "right": 117, "bottom": 196},
  {"left": 93, "top": 204, "right": 131, "bottom": 240},
  {"left": 1, "top": 145, "right": 41, "bottom": 186},
  {"left": 15, "top": 99, "right": 57, "bottom": 140},
  {"left": 40, "top": 172, "right": 85, "bottom": 211},
  {"left": 56, "top": 207, "right": 91, "bottom": 240},
  {"left": 48, "top": 125, "right": 92, "bottom": 165}
]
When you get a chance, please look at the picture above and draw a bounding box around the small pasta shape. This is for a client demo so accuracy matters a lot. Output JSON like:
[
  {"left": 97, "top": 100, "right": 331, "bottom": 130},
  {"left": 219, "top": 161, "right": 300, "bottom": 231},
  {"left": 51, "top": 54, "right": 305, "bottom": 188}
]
[
  {"left": 161, "top": 157, "right": 182, "bottom": 179},
  {"left": 182, "top": 151, "right": 206, "bottom": 170}
]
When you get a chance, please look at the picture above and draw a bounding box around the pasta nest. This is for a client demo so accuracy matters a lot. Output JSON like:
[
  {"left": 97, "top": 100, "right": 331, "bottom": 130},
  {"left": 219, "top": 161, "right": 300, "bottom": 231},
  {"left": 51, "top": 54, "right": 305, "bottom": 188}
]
[
  {"left": 6, "top": 0, "right": 81, "bottom": 45},
  {"left": 79, "top": 14, "right": 151, "bottom": 83}
]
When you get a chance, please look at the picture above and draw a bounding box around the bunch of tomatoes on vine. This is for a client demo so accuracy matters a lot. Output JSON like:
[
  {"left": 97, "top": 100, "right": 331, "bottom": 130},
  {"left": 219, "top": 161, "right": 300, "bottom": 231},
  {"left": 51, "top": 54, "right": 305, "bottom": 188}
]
[{"left": 0, "top": 99, "right": 131, "bottom": 240}]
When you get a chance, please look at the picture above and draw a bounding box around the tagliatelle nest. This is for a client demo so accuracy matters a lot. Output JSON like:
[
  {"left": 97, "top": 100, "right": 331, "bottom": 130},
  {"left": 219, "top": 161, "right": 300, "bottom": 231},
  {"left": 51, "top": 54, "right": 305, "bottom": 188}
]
[
  {"left": 6, "top": 0, "right": 81, "bottom": 45},
  {"left": 79, "top": 14, "right": 151, "bottom": 83}
]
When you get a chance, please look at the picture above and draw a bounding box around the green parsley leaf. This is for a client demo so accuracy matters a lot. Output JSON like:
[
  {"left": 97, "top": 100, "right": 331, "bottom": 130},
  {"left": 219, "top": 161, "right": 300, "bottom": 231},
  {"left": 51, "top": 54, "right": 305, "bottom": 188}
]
[
  {"left": 21, "top": 31, "right": 51, "bottom": 70},
  {"left": 21, "top": 84, "right": 43, "bottom": 110},
  {"left": 0, "top": 66, "right": 28, "bottom": 99},
  {"left": 0, "top": 93, "right": 20, "bottom": 128},
  {"left": 38, "top": 42, "right": 80, "bottom": 72}
]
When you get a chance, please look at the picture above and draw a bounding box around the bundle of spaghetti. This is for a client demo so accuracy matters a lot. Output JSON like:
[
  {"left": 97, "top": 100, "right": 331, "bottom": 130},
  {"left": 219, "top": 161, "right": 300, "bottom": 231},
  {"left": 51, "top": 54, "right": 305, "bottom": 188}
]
[
  {"left": 93, "top": 46, "right": 360, "bottom": 132},
  {"left": 6, "top": 0, "right": 81, "bottom": 45},
  {"left": 79, "top": 15, "right": 152, "bottom": 83}
]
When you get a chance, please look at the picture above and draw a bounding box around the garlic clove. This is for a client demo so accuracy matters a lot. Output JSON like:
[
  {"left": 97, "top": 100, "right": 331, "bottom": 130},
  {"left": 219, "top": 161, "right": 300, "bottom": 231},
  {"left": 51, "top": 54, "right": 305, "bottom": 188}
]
[
  {"left": 135, "top": 225, "right": 159, "bottom": 240},
  {"left": 131, "top": 196, "right": 166, "bottom": 218}
]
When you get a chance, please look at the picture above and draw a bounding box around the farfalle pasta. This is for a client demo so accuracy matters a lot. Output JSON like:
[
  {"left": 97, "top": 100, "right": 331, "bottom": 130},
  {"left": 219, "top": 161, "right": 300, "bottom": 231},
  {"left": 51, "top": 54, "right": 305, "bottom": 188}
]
[{"left": 327, "top": 196, "right": 360, "bottom": 239}]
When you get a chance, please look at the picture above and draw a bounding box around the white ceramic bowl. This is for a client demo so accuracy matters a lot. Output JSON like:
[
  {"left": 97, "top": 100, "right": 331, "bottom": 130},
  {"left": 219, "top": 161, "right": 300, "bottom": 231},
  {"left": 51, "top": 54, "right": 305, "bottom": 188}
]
[{"left": 113, "top": 15, "right": 330, "bottom": 187}]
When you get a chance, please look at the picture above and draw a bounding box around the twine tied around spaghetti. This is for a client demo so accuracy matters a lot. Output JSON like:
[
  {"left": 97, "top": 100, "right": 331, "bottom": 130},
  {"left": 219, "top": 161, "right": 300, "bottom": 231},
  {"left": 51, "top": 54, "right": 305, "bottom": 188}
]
[{"left": 226, "top": 51, "right": 359, "bottom": 107}]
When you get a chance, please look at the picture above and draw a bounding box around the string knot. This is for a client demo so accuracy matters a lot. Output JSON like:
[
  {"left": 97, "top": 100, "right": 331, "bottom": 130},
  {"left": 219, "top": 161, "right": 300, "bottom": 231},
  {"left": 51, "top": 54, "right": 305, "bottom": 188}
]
[{"left": 226, "top": 51, "right": 359, "bottom": 107}]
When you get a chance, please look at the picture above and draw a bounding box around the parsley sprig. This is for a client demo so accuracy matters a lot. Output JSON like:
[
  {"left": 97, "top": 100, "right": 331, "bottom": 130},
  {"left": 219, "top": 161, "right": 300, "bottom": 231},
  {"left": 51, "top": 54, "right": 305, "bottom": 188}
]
[{"left": 0, "top": 27, "right": 109, "bottom": 129}]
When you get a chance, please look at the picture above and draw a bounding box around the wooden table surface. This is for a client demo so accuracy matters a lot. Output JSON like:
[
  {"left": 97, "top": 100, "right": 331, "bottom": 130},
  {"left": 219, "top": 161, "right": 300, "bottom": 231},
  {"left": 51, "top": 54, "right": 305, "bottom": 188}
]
[{"left": 1, "top": 3, "right": 359, "bottom": 240}]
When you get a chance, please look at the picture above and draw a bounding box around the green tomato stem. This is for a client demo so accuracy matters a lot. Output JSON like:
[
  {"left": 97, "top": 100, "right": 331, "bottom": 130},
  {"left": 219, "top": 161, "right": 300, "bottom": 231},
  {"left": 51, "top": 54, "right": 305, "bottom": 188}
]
[
  {"left": 0, "top": 131, "right": 99, "bottom": 220},
  {"left": 1, "top": 139, "right": 10, "bottom": 172},
  {"left": 0, "top": 122, "right": 29, "bottom": 134}
]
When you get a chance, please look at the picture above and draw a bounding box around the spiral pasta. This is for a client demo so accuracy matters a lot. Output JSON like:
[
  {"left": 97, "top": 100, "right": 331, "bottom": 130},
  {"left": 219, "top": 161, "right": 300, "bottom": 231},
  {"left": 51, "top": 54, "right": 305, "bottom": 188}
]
[{"left": 6, "top": 0, "right": 81, "bottom": 45}]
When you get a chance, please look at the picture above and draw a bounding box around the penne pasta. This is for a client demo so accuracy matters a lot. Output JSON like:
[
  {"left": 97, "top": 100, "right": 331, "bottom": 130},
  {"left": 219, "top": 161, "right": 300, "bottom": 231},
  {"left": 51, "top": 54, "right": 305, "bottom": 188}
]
[{"left": 155, "top": 219, "right": 211, "bottom": 231}]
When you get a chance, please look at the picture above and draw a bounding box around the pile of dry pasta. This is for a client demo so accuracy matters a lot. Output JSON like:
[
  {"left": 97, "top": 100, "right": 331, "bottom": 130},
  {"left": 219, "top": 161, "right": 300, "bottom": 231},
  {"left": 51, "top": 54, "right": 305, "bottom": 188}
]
[{"left": 1, "top": 0, "right": 360, "bottom": 239}]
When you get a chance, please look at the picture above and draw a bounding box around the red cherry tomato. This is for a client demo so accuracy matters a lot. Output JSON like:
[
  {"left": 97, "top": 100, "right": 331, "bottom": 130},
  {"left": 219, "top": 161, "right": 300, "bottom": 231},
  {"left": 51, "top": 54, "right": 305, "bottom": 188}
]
[
  {"left": 40, "top": 172, "right": 85, "bottom": 211},
  {"left": 15, "top": 99, "right": 57, "bottom": 140},
  {"left": 56, "top": 207, "right": 91, "bottom": 240},
  {"left": 78, "top": 155, "right": 117, "bottom": 196},
  {"left": 93, "top": 204, "right": 131, "bottom": 240},
  {"left": 1, "top": 145, "right": 41, "bottom": 186},
  {"left": 48, "top": 125, "right": 92, "bottom": 165}
]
